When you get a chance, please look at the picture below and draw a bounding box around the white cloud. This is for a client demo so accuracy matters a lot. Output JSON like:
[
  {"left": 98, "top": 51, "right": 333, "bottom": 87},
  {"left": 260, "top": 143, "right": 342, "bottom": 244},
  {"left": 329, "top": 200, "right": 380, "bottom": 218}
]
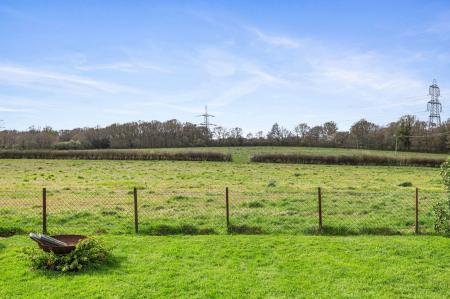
[
  {"left": 103, "top": 108, "right": 140, "bottom": 115},
  {"left": 77, "top": 62, "right": 170, "bottom": 73},
  {"left": 0, "top": 106, "right": 31, "bottom": 112},
  {"left": 247, "top": 27, "right": 302, "bottom": 48},
  {"left": 0, "top": 65, "right": 143, "bottom": 94}
]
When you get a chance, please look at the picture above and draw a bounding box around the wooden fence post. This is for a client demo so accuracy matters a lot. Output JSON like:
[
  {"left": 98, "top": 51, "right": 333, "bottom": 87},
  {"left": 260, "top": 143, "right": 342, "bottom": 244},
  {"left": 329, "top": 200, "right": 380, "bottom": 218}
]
[
  {"left": 415, "top": 187, "right": 419, "bottom": 234},
  {"left": 318, "top": 187, "right": 323, "bottom": 233},
  {"left": 134, "top": 187, "right": 139, "bottom": 233},
  {"left": 226, "top": 187, "right": 230, "bottom": 230},
  {"left": 42, "top": 188, "right": 47, "bottom": 234}
]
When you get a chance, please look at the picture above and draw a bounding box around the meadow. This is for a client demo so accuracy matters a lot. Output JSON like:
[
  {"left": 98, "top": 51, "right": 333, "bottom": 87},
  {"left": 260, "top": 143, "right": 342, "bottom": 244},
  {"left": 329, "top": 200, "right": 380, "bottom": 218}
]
[
  {"left": 0, "top": 147, "right": 447, "bottom": 236},
  {"left": 0, "top": 146, "right": 449, "bottom": 298}
]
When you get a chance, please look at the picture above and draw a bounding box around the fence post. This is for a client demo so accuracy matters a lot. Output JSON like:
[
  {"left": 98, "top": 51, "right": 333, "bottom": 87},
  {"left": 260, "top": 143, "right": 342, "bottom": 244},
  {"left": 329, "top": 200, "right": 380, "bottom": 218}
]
[
  {"left": 226, "top": 187, "right": 230, "bottom": 231},
  {"left": 415, "top": 187, "right": 419, "bottom": 234},
  {"left": 42, "top": 188, "right": 47, "bottom": 235},
  {"left": 134, "top": 187, "right": 139, "bottom": 233},
  {"left": 318, "top": 187, "right": 323, "bottom": 233}
]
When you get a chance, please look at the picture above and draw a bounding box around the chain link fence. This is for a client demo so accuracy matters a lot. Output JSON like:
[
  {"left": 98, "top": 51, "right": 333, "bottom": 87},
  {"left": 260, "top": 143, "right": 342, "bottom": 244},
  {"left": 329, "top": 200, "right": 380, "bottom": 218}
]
[{"left": 0, "top": 187, "right": 447, "bottom": 236}]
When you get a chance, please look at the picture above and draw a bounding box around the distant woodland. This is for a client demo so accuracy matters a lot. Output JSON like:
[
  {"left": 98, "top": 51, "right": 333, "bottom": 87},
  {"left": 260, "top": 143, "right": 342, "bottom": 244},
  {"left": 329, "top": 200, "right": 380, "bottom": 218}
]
[{"left": 1, "top": 115, "right": 449, "bottom": 153}]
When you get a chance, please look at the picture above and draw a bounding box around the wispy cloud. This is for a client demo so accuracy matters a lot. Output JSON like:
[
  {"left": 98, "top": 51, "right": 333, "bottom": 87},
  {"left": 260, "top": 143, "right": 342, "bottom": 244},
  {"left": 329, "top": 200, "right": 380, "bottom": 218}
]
[
  {"left": 247, "top": 26, "right": 302, "bottom": 48},
  {"left": 0, "top": 64, "right": 143, "bottom": 94},
  {"left": 77, "top": 62, "right": 170, "bottom": 73},
  {"left": 103, "top": 108, "right": 140, "bottom": 115},
  {"left": 0, "top": 106, "right": 31, "bottom": 112}
]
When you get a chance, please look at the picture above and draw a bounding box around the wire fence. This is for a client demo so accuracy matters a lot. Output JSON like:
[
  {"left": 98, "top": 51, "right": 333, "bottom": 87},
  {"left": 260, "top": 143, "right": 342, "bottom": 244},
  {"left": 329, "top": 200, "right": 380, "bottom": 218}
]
[{"left": 0, "top": 187, "right": 447, "bottom": 236}]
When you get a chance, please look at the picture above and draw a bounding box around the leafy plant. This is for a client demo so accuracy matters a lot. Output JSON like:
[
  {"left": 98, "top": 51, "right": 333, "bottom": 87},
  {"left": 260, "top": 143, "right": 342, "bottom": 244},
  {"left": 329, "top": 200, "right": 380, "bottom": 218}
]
[
  {"left": 433, "top": 201, "right": 450, "bottom": 235},
  {"left": 267, "top": 180, "right": 277, "bottom": 187},
  {"left": 23, "top": 238, "right": 111, "bottom": 272},
  {"left": 433, "top": 161, "right": 450, "bottom": 235}
]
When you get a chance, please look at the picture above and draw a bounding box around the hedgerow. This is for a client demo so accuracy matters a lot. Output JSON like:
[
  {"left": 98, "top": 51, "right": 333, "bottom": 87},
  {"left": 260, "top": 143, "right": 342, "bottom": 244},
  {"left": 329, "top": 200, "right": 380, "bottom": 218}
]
[
  {"left": 0, "top": 150, "right": 232, "bottom": 162},
  {"left": 250, "top": 153, "right": 444, "bottom": 167}
]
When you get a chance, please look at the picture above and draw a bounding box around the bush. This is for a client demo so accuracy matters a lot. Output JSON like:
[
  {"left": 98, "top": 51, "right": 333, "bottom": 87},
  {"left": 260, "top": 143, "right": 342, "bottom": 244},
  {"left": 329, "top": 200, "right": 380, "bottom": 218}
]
[
  {"left": 433, "top": 201, "right": 450, "bottom": 235},
  {"left": 398, "top": 181, "right": 413, "bottom": 187},
  {"left": 434, "top": 160, "right": 450, "bottom": 235},
  {"left": 53, "top": 140, "right": 83, "bottom": 150},
  {"left": 23, "top": 238, "right": 111, "bottom": 272},
  {"left": 0, "top": 150, "right": 232, "bottom": 162},
  {"left": 250, "top": 153, "right": 444, "bottom": 167}
]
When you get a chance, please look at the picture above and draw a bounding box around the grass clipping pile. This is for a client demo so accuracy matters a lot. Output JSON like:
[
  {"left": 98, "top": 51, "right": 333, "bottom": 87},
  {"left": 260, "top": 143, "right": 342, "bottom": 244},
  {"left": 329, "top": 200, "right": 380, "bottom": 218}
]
[{"left": 23, "top": 238, "right": 111, "bottom": 272}]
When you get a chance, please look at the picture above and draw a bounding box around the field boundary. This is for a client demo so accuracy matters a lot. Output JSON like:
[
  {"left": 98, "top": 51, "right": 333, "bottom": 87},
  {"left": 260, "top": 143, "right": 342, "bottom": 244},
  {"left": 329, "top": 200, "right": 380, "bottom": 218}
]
[
  {"left": 0, "top": 150, "right": 232, "bottom": 162},
  {"left": 0, "top": 187, "right": 446, "bottom": 236},
  {"left": 251, "top": 153, "right": 445, "bottom": 167}
]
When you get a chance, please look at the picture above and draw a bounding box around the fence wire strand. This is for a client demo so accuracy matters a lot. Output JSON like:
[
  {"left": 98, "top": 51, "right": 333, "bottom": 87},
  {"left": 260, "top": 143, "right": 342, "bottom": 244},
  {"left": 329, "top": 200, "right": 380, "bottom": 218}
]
[{"left": 0, "top": 188, "right": 446, "bottom": 236}]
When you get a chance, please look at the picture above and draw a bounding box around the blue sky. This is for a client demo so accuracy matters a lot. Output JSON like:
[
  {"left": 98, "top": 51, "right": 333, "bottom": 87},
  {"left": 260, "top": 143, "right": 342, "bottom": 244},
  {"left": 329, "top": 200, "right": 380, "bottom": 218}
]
[{"left": 1, "top": 0, "right": 450, "bottom": 133}]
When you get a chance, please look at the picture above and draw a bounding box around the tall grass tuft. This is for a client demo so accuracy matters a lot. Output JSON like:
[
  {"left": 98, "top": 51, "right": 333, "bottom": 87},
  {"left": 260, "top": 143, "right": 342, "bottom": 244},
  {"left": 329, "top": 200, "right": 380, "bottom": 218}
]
[
  {"left": 0, "top": 150, "right": 232, "bottom": 162},
  {"left": 250, "top": 153, "right": 444, "bottom": 167}
]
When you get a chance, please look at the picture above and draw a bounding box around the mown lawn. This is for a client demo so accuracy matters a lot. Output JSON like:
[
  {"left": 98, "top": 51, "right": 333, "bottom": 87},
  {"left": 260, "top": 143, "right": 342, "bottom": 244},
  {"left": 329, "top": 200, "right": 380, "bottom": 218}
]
[{"left": 0, "top": 235, "right": 448, "bottom": 298}]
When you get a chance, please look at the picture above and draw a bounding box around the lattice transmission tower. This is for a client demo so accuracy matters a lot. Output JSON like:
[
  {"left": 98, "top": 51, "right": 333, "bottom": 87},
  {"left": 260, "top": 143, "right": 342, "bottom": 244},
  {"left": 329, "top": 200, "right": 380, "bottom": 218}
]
[
  {"left": 427, "top": 79, "right": 442, "bottom": 128},
  {"left": 197, "top": 105, "right": 216, "bottom": 130}
]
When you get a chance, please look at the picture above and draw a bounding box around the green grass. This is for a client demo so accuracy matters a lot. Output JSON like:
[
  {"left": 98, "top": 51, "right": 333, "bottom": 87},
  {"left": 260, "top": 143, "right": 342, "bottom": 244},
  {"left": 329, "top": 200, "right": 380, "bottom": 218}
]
[
  {"left": 77, "top": 146, "right": 448, "bottom": 164},
  {"left": 0, "top": 157, "right": 445, "bottom": 193},
  {"left": 0, "top": 147, "right": 449, "bottom": 297},
  {"left": 0, "top": 235, "right": 448, "bottom": 298},
  {"left": 0, "top": 151, "right": 447, "bottom": 235}
]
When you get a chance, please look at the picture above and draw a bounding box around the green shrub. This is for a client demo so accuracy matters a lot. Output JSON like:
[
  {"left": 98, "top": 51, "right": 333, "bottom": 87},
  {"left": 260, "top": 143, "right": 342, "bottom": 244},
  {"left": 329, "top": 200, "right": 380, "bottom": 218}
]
[
  {"left": 398, "top": 181, "right": 413, "bottom": 187},
  {"left": 53, "top": 140, "right": 83, "bottom": 150},
  {"left": 434, "top": 160, "right": 450, "bottom": 235},
  {"left": 433, "top": 201, "right": 450, "bottom": 235},
  {"left": 0, "top": 150, "right": 232, "bottom": 162},
  {"left": 23, "top": 238, "right": 111, "bottom": 272},
  {"left": 250, "top": 153, "right": 444, "bottom": 167}
]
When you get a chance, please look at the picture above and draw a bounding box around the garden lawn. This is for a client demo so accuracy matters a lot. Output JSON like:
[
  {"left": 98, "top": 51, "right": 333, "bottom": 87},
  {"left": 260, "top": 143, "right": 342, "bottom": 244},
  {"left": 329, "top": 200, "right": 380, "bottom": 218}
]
[{"left": 0, "top": 235, "right": 449, "bottom": 298}]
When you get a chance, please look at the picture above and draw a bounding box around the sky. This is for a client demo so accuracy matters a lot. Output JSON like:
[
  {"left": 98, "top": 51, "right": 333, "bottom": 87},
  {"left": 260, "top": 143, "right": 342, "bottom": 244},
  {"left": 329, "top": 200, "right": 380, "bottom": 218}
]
[{"left": 1, "top": 0, "right": 450, "bottom": 133}]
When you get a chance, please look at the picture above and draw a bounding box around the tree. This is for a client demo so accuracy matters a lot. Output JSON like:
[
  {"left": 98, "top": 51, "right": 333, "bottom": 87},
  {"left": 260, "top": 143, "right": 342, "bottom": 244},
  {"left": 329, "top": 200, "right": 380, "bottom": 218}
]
[
  {"left": 397, "top": 115, "right": 415, "bottom": 150},
  {"left": 267, "top": 123, "right": 282, "bottom": 141},
  {"left": 350, "top": 119, "right": 378, "bottom": 149},
  {"left": 323, "top": 121, "right": 338, "bottom": 139},
  {"left": 294, "top": 123, "right": 310, "bottom": 139}
]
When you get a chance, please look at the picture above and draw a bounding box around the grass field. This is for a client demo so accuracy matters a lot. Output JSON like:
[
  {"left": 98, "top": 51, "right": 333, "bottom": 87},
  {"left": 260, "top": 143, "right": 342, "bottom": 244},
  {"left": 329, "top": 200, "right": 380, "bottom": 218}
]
[
  {"left": 0, "top": 146, "right": 449, "bottom": 298},
  {"left": 60, "top": 146, "right": 448, "bottom": 164},
  {"left": 0, "top": 235, "right": 449, "bottom": 298},
  {"left": 0, "top": 146, "right": 448, "bottom": 236}
]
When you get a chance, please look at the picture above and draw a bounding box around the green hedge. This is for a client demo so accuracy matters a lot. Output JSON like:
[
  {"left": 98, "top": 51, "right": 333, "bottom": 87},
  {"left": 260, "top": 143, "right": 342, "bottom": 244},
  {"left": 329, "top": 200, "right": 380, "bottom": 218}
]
[
  {"left": 0, "top": 150, "right": 232, "bottom": 162},
  {"left": 250, "top": 153, "right": 444, "bottom": 167}
]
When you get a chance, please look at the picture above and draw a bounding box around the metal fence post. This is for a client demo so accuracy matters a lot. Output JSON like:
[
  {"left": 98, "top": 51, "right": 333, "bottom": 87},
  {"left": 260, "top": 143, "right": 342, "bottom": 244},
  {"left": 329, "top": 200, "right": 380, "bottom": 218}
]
[
  {"left": 226, "top": 187, "right": 230, "bottom": 230},
  {"left": 134, "top": 187, "right": 139, "bottom": 233},
  {"left": 42, "top": 188, "right": 47, "bottom": 234},
  {"left": 415, "top": 187, "right": 419, "bottom": 234},
  {"left": 318, "top": 187, "right": 323, "bottom": 233}
]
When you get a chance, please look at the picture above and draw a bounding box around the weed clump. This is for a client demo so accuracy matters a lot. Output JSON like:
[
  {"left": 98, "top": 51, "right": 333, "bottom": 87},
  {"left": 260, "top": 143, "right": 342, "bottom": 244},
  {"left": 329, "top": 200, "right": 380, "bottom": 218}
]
[
  {"left": 267, "top": 180, "right": 277, "bottom": 187},
  {"left": 23, "top": 238, "right": 111, "bottom": 272},
  {"left": 227, "top": 224, "right": 264, "bottom": 234}
]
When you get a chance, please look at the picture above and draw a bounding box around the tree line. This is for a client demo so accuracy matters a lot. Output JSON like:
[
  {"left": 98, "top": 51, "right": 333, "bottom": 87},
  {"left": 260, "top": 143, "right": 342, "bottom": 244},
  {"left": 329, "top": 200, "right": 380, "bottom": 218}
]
[{"left": 0, "top": 115, "right": 449, "bottom": 152}]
